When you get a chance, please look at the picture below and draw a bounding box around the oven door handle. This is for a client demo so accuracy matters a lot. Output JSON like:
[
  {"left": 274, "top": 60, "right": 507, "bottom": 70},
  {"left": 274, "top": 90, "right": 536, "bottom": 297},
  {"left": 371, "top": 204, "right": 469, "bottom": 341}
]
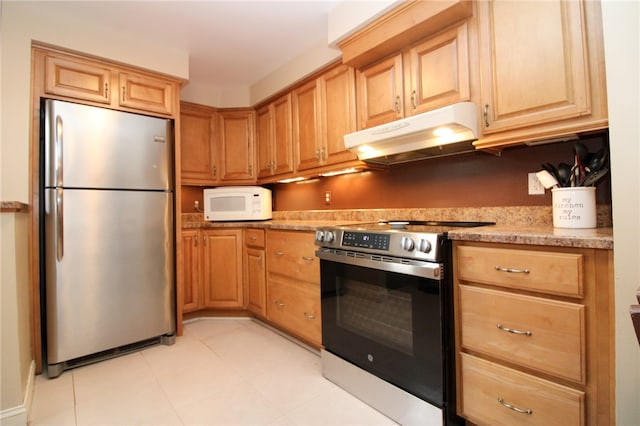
[{"left": 315, "top": 249, "right": 443, "bottom": 280}]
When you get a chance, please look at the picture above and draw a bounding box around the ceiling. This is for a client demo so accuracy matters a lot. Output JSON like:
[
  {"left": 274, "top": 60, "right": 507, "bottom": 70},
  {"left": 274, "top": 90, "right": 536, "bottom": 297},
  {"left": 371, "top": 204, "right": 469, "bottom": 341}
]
[{"left": 40, "top": 1, "right": 343, "bottom": 94}]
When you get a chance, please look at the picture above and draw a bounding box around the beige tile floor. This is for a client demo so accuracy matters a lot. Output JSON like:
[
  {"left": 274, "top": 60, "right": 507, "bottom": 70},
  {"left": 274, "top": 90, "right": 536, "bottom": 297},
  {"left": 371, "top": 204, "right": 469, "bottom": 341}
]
[{"left": 29, "top": 318, "right": 397, "bottom": 426}]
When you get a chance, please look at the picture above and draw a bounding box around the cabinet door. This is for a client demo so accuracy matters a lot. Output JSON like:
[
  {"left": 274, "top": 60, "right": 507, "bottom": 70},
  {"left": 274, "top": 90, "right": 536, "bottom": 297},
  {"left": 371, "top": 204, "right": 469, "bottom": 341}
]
[
  {"left": 319, "top": 64, "right": 358, "bottom": 166},
  {"left": 180, "top": 103, "right": 218, "bottom": 184},
  {"left": 245, "top": 247, "right": 267, "bottom": 317},
  {"left": 256, "top": 105, "right": 274, "bottom": 178},
  {"left": 293, "top": 80, "right": 322, "bottom": 171},
  {"left": 356, "top": 54, "right": 404, "bottom": 129},
  {"left": 272, "top": 94, "right": 294, "bottom": 176},
  {"left": 217, "top": 110, "right": 256, "bottom": 183},
  {"left": 257, "top": 95, "right": 294, "bottom": 180},
  {"left": 478, "top": 0, "right": 590, "bottom": 133},
  {"left": 408, "top": 22, "right": 470, "bottom": 115},
  {"left": 119, "top": 72, "right": 175, "bottom": 115},
  {"left": 202, "top": 229, "right": 244, "bottom": 308},
  {"left": 44, "top": 54, "right": 111, "bottom": 104},
  {"left": 181, "top": 230, "right": 201, "bottom": 313}
]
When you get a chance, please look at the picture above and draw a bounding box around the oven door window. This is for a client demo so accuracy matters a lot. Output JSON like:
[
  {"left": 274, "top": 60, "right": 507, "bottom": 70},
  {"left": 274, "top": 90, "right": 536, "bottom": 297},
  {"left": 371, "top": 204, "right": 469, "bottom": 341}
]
[{"left": 321, "top": 259, "right": 444, "bottom": 407}]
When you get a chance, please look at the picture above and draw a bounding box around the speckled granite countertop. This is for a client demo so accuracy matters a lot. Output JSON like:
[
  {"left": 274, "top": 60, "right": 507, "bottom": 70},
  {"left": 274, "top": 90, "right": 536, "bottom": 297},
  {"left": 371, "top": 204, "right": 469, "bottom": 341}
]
[
  {"left": 447, "top": 225, "right": 613, "bottom": 249},
  {"left": 182, "top": 205, "right": 613, "bottom": 250},
  {"left": 1, "top": 201, "right": 29, "bottom": 213}
]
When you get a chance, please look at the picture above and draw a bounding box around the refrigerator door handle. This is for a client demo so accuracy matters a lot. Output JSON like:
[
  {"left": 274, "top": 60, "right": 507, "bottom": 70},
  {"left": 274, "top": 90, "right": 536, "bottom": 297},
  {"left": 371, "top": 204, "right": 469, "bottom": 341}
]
[
  {"left": 56, "top": 188, "right": 64, "bottom": 261},
  {"left": 55, "top": 115, "right": 64, "bottom": 186}
]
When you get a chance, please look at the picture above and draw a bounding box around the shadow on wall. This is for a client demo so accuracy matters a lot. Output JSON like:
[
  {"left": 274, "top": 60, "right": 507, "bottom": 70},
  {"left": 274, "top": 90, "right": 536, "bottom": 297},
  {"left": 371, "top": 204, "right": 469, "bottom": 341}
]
[{"left": 272, "top": 132, "right": 611, "bottom": 211}]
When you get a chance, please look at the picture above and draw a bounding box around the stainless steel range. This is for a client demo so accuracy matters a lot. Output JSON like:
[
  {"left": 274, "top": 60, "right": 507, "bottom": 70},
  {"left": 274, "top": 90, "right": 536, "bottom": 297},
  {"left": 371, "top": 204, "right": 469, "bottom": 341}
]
[{"left": 315, "top": 220, "right": 493, "bottom": 426}]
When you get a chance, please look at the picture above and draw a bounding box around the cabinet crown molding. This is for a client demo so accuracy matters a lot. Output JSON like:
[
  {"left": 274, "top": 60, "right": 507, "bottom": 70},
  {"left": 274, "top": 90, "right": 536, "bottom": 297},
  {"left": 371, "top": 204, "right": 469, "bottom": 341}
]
[{"left": 338, "top": 0, "right": 472, "bottom": 68}]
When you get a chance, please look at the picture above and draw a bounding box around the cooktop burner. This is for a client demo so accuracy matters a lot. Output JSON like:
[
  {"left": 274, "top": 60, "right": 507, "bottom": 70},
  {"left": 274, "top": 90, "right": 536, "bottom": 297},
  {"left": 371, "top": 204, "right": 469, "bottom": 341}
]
[{"left": 315, "top": 220, "right": 495, "bottom": 262}]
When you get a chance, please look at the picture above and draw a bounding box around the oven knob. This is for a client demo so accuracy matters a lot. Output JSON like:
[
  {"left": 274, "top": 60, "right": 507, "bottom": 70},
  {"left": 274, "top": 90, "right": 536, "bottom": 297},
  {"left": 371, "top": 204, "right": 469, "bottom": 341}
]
[
  {"left": 417, "top": 239, "right": 432, "bottom": 253},
  {"left": 325, "top": 231, "right": 335, "bottom": 243},
  {"left": 401, "top": 236, "right": 415, "bottom": 251},
  {"left": 315, "top": 230, "right": 326, "bottom": 242}
]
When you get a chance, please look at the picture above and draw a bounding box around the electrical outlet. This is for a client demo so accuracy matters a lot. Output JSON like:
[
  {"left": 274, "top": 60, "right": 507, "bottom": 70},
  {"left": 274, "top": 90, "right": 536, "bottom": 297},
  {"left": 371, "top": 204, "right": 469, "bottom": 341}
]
[
  {"left": 528, "top": 172, "right": 545, "bottom": 195},
  {"left": 324, "top": 191, "right": 332, "bottom": 205}
]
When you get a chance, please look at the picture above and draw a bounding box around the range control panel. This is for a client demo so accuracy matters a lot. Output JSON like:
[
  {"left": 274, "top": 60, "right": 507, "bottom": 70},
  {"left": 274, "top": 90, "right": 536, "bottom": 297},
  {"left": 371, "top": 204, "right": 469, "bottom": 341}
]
[
  {"left": 342, "top": 232, "right": 390, "bottom": 251},
  {"left": 314, "top": 227, "right": 442, "bottom": 262}
]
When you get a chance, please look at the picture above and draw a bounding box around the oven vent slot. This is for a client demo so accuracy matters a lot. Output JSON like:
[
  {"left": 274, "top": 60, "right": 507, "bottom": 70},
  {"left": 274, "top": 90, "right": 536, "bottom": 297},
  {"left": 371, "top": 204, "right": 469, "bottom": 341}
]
[
  {"left": 382, "top": 257, "right": 395, "bottom": 263},
  {"left": 345, "top": 251, "right": 366, "bottom": 258}
]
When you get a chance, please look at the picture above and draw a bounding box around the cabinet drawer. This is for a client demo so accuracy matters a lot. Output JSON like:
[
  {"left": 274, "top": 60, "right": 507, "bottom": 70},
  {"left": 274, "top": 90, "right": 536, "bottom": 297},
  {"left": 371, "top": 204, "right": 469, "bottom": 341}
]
[
  {"left": 245, "top": 228, "right": 265, "bottom": 248},
  {"left": 268, "top": 278, "right": 321, "bottom": 345},
  {"left": 460, "top": 353, "right": 584, "bottom": 426},
  {"left": 266, "top": 230, "right": 319, "bottom": 283},
  {"left": 456, "top": 245, "right": 583, "bottom": 297},
  {"left": 460, "top": 285, "right": 585, "bottom": 383}
]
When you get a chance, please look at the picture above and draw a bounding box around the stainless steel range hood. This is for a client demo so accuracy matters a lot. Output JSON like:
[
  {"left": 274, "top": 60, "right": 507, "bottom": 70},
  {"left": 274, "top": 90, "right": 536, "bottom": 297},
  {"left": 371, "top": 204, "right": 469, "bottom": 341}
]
[{"left": 344, "top": 102, "right": 479, "bottom": 165}]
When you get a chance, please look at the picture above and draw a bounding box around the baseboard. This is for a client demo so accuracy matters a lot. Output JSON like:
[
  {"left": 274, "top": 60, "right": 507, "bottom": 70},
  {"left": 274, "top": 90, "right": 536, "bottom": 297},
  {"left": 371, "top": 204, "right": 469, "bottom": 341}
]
[{"left": 0, "top": 360, "right": 36, "bottom": 426}]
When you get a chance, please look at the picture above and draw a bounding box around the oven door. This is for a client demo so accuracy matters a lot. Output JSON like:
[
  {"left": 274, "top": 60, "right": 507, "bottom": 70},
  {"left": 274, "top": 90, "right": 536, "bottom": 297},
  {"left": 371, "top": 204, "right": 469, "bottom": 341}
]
[{"left": 317, "top": 249, "right": 446, "bottom": 407}]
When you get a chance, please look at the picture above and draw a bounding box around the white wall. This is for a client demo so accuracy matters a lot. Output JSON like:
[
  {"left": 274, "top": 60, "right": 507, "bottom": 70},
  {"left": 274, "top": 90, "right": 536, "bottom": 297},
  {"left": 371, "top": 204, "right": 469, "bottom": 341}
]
[
  {"left": 0, "top": 213, "right": 32, "bottom": 422},
  {"left": 601, "top": 1, "right": 640, "bottom": 424},
  {"left": 0, "top": 0, "right": 189, "bottom": 419}
]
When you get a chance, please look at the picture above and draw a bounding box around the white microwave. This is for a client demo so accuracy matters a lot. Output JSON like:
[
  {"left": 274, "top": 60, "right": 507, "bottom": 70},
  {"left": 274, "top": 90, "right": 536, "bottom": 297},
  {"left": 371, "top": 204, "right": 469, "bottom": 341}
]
[{"left": 203, "top": 186, "right": 272, "bottom": 221}]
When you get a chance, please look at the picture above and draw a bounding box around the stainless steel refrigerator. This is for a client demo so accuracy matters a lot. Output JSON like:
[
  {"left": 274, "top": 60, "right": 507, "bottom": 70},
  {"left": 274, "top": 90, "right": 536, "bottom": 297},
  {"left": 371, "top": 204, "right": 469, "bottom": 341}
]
[{"left": 42, "top": 99, "right": 175, "bottom": 378}]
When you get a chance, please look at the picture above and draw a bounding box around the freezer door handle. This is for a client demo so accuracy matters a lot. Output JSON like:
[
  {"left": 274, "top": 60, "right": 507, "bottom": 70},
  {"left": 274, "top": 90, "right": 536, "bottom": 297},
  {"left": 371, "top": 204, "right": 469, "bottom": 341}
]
[
  {"left": 56, "top": 188, "right": 64, "bottom": 261},
  {"left": 55, "top": 115, "right": 64, "bottom": 186}
]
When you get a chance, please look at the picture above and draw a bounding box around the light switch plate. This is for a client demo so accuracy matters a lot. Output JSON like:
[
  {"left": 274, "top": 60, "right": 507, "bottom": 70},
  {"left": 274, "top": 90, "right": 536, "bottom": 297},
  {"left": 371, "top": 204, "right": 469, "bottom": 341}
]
[{"left": 528, "top": 172, "right": 545, "bottom": 195}]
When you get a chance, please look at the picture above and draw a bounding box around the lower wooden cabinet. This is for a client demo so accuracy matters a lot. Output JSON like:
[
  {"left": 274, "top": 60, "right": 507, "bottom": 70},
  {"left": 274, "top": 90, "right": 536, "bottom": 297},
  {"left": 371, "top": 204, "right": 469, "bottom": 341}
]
[
  {"left": 267, "top": 277, "right": 321, "bottom": 345},
  {"left": 244, "top": 229, "right": 267, "bottom": 317},
  {"left": 453, "top": 241, "right": 613, "bottom": 426},
  {"left": 265, "top": 229, "right": 321, "bottom": 347},
  {"left": 181, "top": 227, "right": 322, "bottom": 347},
  {"left": 460, "top": 353, "right": 585, "bottom": 426},
  {"left": 181, "top": 228, "right": 243, "bottom": 313}
]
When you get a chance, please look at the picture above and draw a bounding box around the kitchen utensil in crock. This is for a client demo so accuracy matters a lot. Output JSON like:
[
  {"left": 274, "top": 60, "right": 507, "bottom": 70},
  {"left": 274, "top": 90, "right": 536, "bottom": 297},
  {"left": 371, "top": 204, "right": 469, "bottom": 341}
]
[
  {"left": 588, "top": 147, "right": 608, "bottom": 172},
  {"left": 536, "top": 170, "right": 559, "bottom": 189},
  {"left": 542, "top": 163, "right": 561, "bottom": 183},
  {"left": 580, "top": 166, "right": 609, "bottom": 186},
  {"left": 556, "top": 162, "right": 572, "bottom": 187}
]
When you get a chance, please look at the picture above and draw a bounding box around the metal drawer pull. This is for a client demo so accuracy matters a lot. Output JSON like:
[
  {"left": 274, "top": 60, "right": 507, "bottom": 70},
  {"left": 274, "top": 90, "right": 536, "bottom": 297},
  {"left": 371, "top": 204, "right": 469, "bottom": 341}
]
[
  {"left": 497, "top": 397, "right": 533, "bottom": 415},
  {"left": 497, "top": 323, "right": 532, "bottom": 336},
  {"left": 304, "top": 312, "right": 316, "bottom": 320},
  {"left": 250, "top": 235, "right": 257, "bottom": 240},
  {"left": 302, "top": 256, "right": 314, "bottom": 262},
  {"left": 275, "top": 250, "right": 284, "bottom": 256},
  {"left": 275, "top": 300, "right": 285, "bottom": 308},
  {"left": 495, "top": 266, "right": 530, "bottom": 274}
]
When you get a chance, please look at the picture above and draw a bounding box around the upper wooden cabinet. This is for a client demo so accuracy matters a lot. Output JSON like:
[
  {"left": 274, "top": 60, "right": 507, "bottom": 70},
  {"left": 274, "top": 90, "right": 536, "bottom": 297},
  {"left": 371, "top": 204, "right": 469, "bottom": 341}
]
[
  {"left": 294, "top": 63, "right": 358, "bottom": 172},
  {"left": 356, "top": 21, "right": 470, "bottom": 129},
  {"left": 256, "top": 94, "right": 294, "bottom": 181},
  {"left": 409, "top": 22, "right": 470, "bottom": 115},
  {"left": 40, "top": 49, "right": 178, "bottom": 117},
  {"left": 180, "top": 102, "right": 218, "bottom": 185},
  {"left": 118, "top": 72, "right": 175, "bottom": 115},
  {"left": 474, "top": 0, "right": 608, "bottom": 149},
  {"left": 216, "top": 109, "right": 256, "bottom": 184},
  {"left": 44, "top": 54, "right": 112, "bottom": 104}
]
